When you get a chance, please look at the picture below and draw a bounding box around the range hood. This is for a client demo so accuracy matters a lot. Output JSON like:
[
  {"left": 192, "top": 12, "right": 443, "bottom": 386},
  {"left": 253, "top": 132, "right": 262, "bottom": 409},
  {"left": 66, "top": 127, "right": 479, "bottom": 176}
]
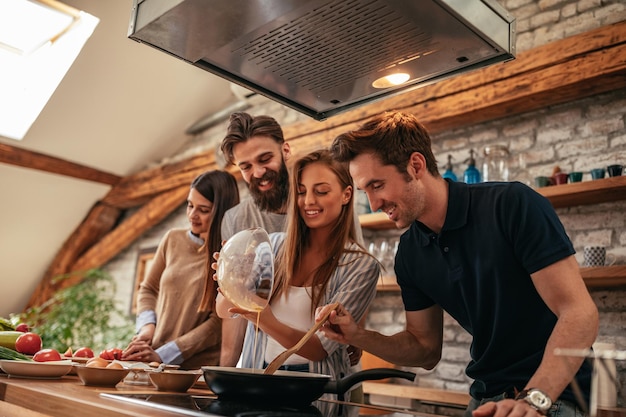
[{"left": 128, "top": 0, "right": 515, "bottom": 121}]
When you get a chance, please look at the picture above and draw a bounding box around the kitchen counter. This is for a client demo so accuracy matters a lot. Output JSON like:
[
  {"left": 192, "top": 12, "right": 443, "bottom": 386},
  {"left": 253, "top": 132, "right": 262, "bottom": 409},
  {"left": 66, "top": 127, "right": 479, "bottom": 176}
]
[
  {"left": 0, "top": 373, "right": 212, "bottom": 417},
  {"left": 1, "top": 373, "right": 418, "bottom": 417}
]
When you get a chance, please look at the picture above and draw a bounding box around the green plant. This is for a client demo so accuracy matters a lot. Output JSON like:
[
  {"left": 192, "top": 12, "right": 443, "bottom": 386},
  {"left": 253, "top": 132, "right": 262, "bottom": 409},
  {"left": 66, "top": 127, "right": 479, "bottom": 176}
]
[{"left": 14, "top": 269, "right": 134, "bottom": 353}]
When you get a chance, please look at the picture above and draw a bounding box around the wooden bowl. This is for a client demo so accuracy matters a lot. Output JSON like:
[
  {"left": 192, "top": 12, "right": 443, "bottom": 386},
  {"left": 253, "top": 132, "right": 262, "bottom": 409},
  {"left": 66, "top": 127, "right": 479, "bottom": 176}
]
[
  {"left": 75, "top": 365, "right": 130, "bottom": 387},
  {"left": 148, "top": 370, "right": 201, "bottom": 392}
]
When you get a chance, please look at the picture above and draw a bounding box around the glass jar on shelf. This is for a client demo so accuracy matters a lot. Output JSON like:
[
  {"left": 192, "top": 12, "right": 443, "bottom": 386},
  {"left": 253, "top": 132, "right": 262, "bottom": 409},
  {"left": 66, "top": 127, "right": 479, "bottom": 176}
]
[{"left": 482, "top": 145, "right": 510, "bottom": 182}]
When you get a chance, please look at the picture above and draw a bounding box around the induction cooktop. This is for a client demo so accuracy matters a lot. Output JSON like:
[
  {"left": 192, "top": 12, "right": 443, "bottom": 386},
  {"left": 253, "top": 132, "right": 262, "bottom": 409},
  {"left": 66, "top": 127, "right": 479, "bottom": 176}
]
[{"left": 100, "top": 393, "right": 390, "bottom": 417}]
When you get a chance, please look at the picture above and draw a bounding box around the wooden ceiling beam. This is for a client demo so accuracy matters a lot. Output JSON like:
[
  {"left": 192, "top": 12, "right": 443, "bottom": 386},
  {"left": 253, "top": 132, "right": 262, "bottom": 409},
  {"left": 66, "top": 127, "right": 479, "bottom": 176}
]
[
  {"left": 25, "top": 186, "right": 190, "bottom": 308},
  {"left": 71, "top": 186, "right": 191, "bottom": 273},
  {"left": 0, "top": 143, "right": 121, "bottom": 186},
  {"left": 101, "top": 153, "right": 219, "bottom": 208}
]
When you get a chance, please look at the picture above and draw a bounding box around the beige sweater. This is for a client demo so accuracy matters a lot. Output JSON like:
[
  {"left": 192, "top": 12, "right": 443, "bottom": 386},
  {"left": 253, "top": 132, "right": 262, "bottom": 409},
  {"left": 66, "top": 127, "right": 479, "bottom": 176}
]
[{"left": 137, "top": 228, "right": 221, "bottom": 369}]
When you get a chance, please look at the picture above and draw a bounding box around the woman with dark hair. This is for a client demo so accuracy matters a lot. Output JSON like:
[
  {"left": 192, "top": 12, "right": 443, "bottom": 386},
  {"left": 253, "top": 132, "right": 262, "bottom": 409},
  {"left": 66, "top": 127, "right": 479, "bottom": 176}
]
[
  {"left": 217, "top": 149, "right": 379, "bottom": 401},
  {"left": 123, "top": 170, "right": 239, "bottom": 369}
]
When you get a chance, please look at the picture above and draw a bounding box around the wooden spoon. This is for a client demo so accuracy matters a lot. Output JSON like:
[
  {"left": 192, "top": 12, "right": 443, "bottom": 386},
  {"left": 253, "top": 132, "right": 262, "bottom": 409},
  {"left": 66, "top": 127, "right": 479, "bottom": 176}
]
[{"left": 263, "top": 302, "right": 340, "bottom": 375}]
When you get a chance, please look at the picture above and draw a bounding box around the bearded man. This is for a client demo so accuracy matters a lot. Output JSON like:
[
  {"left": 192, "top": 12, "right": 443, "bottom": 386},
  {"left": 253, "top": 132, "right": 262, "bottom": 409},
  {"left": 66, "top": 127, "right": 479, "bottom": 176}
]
[{"left": 218, "top": 112, "right": 292, "bottom": 367}]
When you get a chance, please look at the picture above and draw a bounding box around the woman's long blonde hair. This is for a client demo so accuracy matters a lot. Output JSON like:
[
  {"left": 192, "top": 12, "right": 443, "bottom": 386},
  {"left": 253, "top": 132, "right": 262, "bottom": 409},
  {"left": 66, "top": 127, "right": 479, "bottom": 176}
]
[{"left": 271, "top": 149, "right": 367, "bottom": 312}]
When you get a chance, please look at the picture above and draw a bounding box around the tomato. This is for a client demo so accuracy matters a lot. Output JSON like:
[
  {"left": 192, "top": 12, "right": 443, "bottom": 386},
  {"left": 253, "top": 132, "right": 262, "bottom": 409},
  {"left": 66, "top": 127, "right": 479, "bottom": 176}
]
[
  {"left": 74, "top": 347, "right": 94, "bottom": 358},
  {"left": 99, "top": 348, "right": 123, "bottom": 361},
  {"left": 15, "top": 332, "right": 42, "bottom": 355},
  {"left": 15, "top": 323, "right": 29, "bottom": 332},
  {"left": 33, "top": 348, "right": 62, "bottom": 362}
]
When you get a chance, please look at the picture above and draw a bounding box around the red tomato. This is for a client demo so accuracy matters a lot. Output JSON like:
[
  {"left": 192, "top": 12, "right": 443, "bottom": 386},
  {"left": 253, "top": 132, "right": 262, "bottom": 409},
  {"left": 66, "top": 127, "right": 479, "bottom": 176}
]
[
  {"left": 33, "top": 348, "right": 62, "bottom": 362},
  {"left": 99, "top": 348, "right": 123, "bottom": 361},
  {"left": 74, "top": 347, "right": 94, "bottom": 358},
  {"left": 15, "top": 323, "right": 29, "bottom": 332},
  {"left": 15, "top": 332, "right": 42, "bottom": 355}
]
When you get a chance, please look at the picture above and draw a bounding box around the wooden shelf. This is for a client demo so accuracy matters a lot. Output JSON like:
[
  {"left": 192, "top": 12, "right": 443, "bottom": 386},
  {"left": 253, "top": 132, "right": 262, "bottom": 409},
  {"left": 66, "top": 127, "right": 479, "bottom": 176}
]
[
  {"left": 376, "top": 267, "right": 626, "bottom": 291},
  {"left": 359, "top": 211, "right": 395, "bottom": 230},
  {"left": 376, "top": 276, "right": 400, "bottom": 291},
  {"left": 580, "top": 265, "right": 626, "bottom": 288},
  {"left": 537, "top": 176, "right": 626, "bottom": 208}
]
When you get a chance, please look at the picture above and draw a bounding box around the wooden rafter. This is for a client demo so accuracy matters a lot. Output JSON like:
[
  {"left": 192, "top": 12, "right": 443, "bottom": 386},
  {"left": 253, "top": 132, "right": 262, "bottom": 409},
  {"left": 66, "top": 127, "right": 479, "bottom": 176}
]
[{"left": 0, "top": 143, "right": 121, "bottom": 185}]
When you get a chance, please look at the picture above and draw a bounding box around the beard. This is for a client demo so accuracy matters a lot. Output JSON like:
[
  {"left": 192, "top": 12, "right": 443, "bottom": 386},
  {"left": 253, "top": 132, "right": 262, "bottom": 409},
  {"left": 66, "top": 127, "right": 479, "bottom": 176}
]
[{"left": 248, "top": 162, "right": 290, "bottom": 213}]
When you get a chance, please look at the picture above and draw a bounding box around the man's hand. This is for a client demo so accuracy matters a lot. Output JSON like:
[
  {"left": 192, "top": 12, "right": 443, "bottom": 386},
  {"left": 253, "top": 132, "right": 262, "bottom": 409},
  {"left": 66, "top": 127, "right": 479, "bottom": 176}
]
[
  {"left": 347, "top": 345, "right": 362, "bottom": 366},
  {"left": 473, "top": 399, "right": 546, "bottom": 417},
  {"left": 316, "top": 303, "right": 359, "bottom": 345}
]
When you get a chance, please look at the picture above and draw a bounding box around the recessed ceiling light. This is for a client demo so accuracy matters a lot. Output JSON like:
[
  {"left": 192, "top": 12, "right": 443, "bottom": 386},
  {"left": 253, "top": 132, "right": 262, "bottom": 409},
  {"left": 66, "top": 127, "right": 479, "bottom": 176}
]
[{"left": 372, "top": 73, "right": 411, "bottom": 89}]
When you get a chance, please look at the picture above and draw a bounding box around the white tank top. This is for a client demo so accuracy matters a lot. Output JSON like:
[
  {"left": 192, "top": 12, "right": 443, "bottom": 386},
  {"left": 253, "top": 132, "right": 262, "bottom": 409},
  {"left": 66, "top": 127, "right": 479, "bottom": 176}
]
[{"left": 264, "top": 286, "right": 313, "bottom": 365}]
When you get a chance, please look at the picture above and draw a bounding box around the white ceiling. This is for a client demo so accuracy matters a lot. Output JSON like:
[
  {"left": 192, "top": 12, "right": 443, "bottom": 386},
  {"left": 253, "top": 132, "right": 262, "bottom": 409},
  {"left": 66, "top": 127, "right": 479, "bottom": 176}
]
[{"left": 0, "top": 0, "right": 236, "bottom": 317}]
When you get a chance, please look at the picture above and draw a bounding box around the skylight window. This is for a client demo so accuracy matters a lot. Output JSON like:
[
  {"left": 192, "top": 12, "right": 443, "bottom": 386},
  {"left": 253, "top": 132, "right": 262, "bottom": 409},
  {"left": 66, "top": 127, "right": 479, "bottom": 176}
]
[{"left": 0, "top": 0, "right": 99, "bottom": 140}]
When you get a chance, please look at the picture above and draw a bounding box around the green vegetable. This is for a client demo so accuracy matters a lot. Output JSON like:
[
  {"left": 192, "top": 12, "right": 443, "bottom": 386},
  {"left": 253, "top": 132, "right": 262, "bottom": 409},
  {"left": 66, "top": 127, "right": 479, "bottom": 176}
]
[
  {"left": 0, "top": 317, "right": 15, "bottom": 331},
  {"left": 0, "top": 346, "right": 32, "bottom": 361},
  {"left": 0, "top": 331, "right": 22, "bottom": 350}
]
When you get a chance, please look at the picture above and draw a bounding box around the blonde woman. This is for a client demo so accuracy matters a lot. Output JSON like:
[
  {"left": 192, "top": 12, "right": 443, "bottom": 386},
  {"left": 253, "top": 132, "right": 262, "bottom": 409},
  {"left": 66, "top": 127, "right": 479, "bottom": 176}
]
[{"left": 217, "top": 149, "right": 379, "bottom": 401}]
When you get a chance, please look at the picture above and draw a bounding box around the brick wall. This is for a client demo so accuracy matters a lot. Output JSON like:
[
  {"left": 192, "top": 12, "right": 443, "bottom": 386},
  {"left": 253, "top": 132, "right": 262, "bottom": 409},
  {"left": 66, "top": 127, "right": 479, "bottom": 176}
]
[{"left": 104, "top": 0, "right": 625, "bottom": 407}]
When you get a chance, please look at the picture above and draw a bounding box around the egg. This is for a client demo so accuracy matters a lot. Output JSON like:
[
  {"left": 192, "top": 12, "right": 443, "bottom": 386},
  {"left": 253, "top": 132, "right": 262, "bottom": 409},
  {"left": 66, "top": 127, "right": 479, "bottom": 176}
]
[
  {"left": 106, "top": 362, "right": 124, "bottom": 369},
  {"left": 86, "top": 357, "right": 109, "bottom": 368}
]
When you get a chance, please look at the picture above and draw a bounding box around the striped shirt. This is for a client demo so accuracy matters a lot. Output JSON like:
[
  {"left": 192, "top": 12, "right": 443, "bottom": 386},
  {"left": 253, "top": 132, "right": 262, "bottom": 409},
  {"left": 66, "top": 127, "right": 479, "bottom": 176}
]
[{"left": 240, "top": 232, "right": 380, "bottom": 401}]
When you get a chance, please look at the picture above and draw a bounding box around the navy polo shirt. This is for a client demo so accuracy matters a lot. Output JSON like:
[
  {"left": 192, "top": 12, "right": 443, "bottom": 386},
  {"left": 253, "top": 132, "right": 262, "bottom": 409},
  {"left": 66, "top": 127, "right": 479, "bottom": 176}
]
[{"left": 395, "top": 180, "right": 591, "bottom": 403}]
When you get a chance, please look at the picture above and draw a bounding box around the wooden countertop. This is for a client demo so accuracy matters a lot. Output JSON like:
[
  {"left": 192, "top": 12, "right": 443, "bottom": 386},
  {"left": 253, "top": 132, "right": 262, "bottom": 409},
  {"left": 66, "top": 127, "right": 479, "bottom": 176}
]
[{"left": 0, "top": 373, "right": 213, "bottom": 417}]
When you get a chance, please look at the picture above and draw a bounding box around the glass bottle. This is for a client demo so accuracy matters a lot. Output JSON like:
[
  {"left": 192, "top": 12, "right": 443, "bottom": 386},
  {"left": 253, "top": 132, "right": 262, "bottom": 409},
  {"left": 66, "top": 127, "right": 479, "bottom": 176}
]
[
  {"left": 482, "top": 145, "right": 510, "bottom": 182},
  {"left": 442, "top": 154, "right": 457, "bottom": 181},
  {"left": 463, "top": 149, "right": 481, "bottom": 184}
]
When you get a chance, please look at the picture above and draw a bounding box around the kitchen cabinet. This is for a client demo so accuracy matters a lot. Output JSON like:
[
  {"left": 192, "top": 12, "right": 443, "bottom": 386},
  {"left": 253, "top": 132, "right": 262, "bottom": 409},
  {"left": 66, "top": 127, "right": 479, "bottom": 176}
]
[{"left": 361, "top": 176, "right": 626, "bottom": 289}]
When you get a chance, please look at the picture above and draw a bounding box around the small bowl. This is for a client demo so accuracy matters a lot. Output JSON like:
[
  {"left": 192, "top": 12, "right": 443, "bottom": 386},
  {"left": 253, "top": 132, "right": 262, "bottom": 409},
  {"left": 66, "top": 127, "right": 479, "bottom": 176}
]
[
  {"left": 75, "top": 365, "right": 130, "bottom": 387},
  {"left": 124, "top": 368, "right": 151, "bottom": 385},
  {"left": 123, "top": 362, "right": 180, "bottom": 385},
  {"left": 148, "top": 370, "right": 201, "bottom": 392}
]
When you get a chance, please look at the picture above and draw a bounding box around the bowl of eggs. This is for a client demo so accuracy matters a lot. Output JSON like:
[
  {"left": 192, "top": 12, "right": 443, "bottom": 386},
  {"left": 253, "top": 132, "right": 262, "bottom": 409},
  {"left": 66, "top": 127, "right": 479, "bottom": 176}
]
[{"left": 75, "top": 358, "right": 130, "bottom": 387}]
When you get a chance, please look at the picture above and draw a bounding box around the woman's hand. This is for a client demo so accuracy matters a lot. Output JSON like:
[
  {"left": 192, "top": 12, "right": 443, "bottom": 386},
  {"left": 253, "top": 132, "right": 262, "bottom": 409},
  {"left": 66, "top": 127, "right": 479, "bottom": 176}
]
[
  {"left": 227, "top": 302, "right": 275, "bottom": 330},
  {"left": 211, "top": 251, "right": 220, "bottom": 281},
  {"left": 216, "top": 292, "right": 238, "bottom": 318},
  {"left": 122, "top": 339, "right": 162, "bottom": 363},
  {"left": 133, "top": 323, "right": 155, "bottom": 344}
]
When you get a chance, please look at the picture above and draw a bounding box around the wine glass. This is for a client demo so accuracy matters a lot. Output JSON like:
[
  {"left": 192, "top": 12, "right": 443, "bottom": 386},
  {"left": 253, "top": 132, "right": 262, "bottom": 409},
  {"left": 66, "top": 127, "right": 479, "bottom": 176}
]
[{"left": 217, "top": 228, "right": 274, "bottom": 312}]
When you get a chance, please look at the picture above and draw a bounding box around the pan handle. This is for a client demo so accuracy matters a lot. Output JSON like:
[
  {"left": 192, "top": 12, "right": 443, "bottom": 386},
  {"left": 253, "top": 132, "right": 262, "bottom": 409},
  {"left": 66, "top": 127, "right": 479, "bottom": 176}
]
[{"left": 325, "top": 368, "right": 416, "bottom": 397}]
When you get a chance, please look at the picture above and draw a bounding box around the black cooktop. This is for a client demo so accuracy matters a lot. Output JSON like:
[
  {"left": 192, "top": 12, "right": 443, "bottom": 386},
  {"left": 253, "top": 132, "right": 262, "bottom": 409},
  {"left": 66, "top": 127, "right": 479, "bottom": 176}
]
[{"left": 100, "top": 393, "right": 388, "bottom": 417}]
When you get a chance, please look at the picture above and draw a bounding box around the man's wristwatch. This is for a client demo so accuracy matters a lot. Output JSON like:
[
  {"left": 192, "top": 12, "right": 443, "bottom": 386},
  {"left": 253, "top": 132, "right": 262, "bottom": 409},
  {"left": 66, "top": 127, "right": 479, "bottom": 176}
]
[{"left": 515, "top": 388, "right": 553, "bottom": 415}]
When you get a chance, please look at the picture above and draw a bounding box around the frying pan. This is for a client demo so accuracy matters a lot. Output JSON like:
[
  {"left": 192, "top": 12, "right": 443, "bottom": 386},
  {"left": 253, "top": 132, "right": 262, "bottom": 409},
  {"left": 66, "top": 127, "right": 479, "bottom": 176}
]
[{"left": 201, "top": 366, "right": 416, "bottom": 406}]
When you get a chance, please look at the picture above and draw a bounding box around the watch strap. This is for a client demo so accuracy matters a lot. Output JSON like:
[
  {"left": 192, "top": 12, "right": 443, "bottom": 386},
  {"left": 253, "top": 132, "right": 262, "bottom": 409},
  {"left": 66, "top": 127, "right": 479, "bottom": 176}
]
[{"left": 515, "top": 388, "right": 552, "bottom": 415}]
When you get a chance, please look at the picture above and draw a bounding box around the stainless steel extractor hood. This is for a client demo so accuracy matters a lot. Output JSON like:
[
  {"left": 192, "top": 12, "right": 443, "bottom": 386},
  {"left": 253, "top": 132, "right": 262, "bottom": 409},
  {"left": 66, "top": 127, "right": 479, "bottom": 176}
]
[{"left": 128, "top": 0, "right": 515, "bottom": 121}]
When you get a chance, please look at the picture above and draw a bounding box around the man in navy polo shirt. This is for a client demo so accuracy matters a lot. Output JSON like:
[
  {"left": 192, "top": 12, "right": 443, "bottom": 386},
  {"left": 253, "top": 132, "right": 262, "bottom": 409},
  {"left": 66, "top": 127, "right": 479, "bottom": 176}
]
[{"left": 319, "top": 111, "right": 598, "bottom": 417}]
